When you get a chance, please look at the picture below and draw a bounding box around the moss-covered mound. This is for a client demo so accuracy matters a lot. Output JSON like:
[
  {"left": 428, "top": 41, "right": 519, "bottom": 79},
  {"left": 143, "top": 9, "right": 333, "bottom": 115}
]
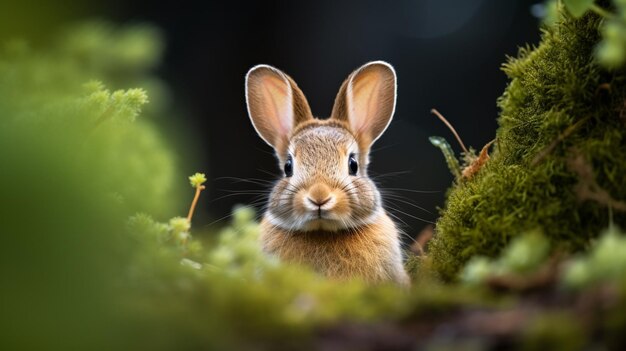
[{"left": 429, "top": 10, "right": 626, "bottom": 280}]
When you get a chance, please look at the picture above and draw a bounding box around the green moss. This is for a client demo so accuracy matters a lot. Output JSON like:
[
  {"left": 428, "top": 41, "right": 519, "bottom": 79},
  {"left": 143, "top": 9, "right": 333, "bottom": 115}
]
[{"left": 430, "top": 10, "right": 626, "bottom": 280}]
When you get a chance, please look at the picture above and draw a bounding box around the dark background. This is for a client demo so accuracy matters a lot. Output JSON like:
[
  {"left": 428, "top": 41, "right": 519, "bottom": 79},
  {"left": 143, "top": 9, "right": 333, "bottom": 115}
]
[{"left": 108, "top": 0, "right": 541, "bottom": 234}]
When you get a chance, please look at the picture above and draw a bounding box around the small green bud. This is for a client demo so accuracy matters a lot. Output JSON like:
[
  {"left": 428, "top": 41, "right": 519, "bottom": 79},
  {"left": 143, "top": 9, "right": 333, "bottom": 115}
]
[
  {"left": 562, "top": 258, "right": 590, "bottom": 289},
  {"left": 597, "top": 38, "right": 626, "bottom": 68},
  {"left": 499, "top": 231, "right": 550, "bottom": 273},
  {"left": 460, "top": 256, "right": 492, "bottom": 285},
  {"left": 169, "top": 216, "right": 191, "bottom": 234},
  {"left": 602, "top": 22, "right": 624, "bottom": 40},
  {"left": 590, "top": 227, "right": 626, "bottom": 278},
  {"left": 188, "top": 172, "right": 207, "bottom": 188}
]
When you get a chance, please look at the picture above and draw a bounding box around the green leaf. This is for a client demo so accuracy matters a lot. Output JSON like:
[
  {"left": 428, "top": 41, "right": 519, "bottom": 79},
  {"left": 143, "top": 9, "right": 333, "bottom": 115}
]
[
  {"left": 429, "top": 136, "right": 462, "bottom": 179},
  {"left": 563, "top": 0, "right": 594, "bottom": 17}
]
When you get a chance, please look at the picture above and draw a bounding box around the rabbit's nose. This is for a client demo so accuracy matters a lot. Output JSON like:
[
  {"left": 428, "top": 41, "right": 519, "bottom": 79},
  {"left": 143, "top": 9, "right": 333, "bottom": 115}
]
[
  {"left": 307, "top": 183, "right": 332, "bottom": 207},
  {"left": 307, "top": 196, "right": 331, "bottom": 207}
]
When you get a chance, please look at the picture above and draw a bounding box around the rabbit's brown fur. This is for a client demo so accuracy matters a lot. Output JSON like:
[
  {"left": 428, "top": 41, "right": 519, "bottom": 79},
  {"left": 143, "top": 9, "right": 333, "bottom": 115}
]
[
  {"left": 261, "top": 204, "right": 408, "bottom": 284},
  {"left": 245, "top": 61, "right": 409, "bottom": 285}
]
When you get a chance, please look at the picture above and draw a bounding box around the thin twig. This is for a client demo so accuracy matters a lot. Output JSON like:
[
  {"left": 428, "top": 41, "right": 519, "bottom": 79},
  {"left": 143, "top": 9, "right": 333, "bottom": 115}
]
[
  {"left": 431, "top": 108, "right": 468, "bottom": 153},
  {"left": 187, "top": 185, "right": 206, "bottom": 221}
]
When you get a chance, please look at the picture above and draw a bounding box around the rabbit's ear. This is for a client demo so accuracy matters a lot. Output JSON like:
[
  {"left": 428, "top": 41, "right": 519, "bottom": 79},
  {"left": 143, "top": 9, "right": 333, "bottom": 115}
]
[
  {"left": 245, "top": 65, "right": 313, "bottom": 151},
  {"left": 331, "top": 61, "right": 396, "bottom": 147}
]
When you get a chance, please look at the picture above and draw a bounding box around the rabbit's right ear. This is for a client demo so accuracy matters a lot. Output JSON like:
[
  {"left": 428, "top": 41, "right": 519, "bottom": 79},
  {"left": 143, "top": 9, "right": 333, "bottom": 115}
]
[{"left": 245, "top": 65, "right": 313, "bottom": 152}]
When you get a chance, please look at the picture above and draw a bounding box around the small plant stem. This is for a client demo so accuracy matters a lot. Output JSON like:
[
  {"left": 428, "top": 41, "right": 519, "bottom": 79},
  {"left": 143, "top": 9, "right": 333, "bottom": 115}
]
[
  {"left": 590, "top": 4, "right": 614, "bottom": 19},
  {"left": 187, "top": 185, "right": 205, "bottom": 222},
  {"left": 429, "top": 136, "right": 462, "bottom": 179},
  {"left": 431, "top": 108, "right": 469, "bottom": 154}
]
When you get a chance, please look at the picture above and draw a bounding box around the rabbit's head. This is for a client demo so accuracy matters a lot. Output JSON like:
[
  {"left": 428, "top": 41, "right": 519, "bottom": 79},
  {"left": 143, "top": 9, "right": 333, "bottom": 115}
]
[{"left": 246, "top": 61, "right": 396, "bottom": 232}]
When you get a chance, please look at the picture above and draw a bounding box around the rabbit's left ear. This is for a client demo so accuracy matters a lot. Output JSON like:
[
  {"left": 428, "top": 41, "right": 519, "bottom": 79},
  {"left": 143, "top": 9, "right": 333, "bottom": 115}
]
[{"left": 330, "top": 61, "right": 397, "bottom": 147}]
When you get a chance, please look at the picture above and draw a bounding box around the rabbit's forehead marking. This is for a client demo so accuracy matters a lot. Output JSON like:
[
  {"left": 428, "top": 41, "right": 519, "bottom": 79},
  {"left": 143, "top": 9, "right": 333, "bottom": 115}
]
[{"left": 290, "top": 126, "right": 356, "bottom": 167}]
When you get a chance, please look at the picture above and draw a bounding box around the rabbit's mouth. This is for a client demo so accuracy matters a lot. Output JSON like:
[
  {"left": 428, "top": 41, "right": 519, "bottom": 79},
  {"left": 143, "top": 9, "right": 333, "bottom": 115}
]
[{"left": 301, "top": 217, "right": 345, "bottom": 231}]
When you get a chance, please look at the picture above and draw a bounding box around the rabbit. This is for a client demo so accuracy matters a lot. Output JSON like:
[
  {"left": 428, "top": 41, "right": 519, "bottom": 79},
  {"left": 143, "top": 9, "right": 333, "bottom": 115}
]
[{"left": 245, "top": 61, "right": 410, "bottom": 286}]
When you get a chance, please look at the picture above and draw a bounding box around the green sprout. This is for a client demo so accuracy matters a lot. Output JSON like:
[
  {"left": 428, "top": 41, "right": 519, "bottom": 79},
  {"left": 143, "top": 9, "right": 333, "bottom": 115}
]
[
  {"left": 429, "top": 136, "right": 462, "bottom": 179},
  {"left": 189, "top": 172, "right": 207, "bottom": 188},
  {"left": 187, "top": 172, "right": 206, "bottom": 222},
  {"left": 429, "top": 108, "right": 491, "bottom": 181}
]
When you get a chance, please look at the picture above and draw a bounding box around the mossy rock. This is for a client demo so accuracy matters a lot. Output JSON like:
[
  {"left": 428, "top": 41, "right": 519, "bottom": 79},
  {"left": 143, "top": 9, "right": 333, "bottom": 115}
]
[{"left": 429, "top": 10, "right": 626, "bottom": 280}]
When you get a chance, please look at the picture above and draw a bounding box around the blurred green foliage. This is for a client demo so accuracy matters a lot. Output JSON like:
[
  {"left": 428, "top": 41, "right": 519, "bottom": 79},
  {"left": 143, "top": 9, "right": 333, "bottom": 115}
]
[
  {"left": 562, "top": 225, "right": 626, "bottom": 288},
  {"left": 460, "top": 227, "right": 626, "bottom": 288},
  {"left": 461, "top": 231, "right": 551, "bottom": 285},
  {"left": 0, "top": 21, "right": 178, "bottom": 217},
  {"left": 0, "top": 21, "right": 181, "bottom": 350},
  {"left": 457, "top": 228, "right": 626, "bottom": 350}
]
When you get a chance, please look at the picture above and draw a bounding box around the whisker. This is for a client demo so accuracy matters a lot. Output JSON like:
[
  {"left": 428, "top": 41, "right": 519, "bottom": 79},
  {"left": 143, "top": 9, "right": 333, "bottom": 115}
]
[
  {"left": 215, "top": 188, "right": 272, "bottom": 194},
  {"left": 385, "top": 205, "right": 436, "bottom": 225},
  {"left": 203, "top": 212, "right": 237, "bottom": 228},
  {"left": 370, "top": 142, "right": 400, "bottom": 153},
  {"left": 207, "top": 192, "right": 270, "bottom": 203},
  {"left": 383, "top": 197, "right": 432, "bottom": 214},
  {"left": 368, "top": 170, "right": 413, "bottom": 180},
  {"left": 386, "top": 210, "right": 410, "bottom": 228},
  {"left": 254, "top": 146, "right": 276, "bottom": 157},
  {"left": 257, "top": 168, "right": 280, "bottom": 177},
  {"left": 380, "top": 187, "right": 441, "bottom": 194},
  {"left": 214, "top": 176, "right": 276, "bottom": 185}
]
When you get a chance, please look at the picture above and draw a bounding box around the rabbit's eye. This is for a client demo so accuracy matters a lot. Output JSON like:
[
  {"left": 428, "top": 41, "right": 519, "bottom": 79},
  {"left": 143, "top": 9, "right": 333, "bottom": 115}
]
[
  {"left": 348, "top": 154, "right": 358, "bottom": 175},
  {"left": 284, "top": 156, "right": 293, "bottom": 177}
]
